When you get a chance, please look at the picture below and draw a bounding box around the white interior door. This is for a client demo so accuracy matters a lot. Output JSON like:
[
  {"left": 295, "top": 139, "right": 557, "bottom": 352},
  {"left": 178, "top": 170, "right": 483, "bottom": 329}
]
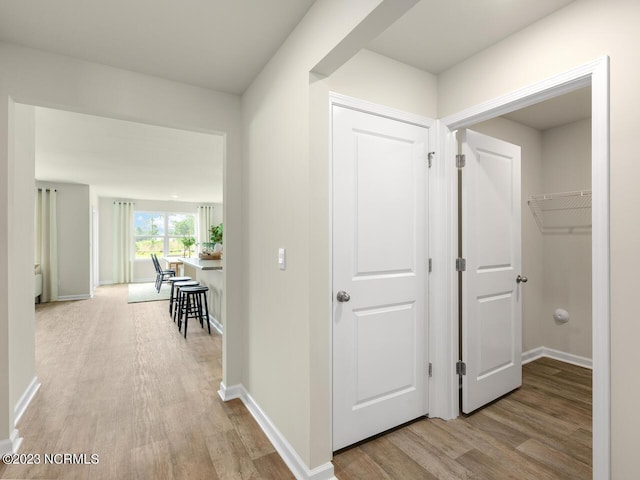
[
  {"left": 460, "top": 129, "right": 522, "bottom": 414},
  {"left": 332, "top": 104, "right": 429, "bottom": 450}
]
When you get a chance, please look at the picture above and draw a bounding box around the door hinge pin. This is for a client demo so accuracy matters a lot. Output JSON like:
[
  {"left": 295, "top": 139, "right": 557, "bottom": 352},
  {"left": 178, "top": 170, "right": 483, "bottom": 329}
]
[
  {"left": 456, "top": 257, "right": 466, "bottom": 272},
  {"left": 456, "top": 361, "right": 466, "bottom": 376},
  {"left": 428, "top": 362, "right": 433, "bottom": 377},
  {"left": 456, "top": 153, "right": 466, "bottom": 168},
  {"left": 428, "top": 151, "right": 435, "bottom": 168}
]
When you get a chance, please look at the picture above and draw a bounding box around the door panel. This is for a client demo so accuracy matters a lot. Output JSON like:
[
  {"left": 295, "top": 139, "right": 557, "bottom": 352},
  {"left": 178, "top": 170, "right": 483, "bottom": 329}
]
[
  {"left": 332, "top": 104, "right": 429, "bottom": 450},
  {"left": 461, "top": 129, "right": 522, "bottom": 414}
]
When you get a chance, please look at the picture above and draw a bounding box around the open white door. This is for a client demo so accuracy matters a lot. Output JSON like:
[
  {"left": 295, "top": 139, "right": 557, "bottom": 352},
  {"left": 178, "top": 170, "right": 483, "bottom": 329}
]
[
  {"left": 332, "top": 104, "right": 429, "bottom": 450},
  {"left": 460, "top": 129, "right": 523, "bottom": 414}
]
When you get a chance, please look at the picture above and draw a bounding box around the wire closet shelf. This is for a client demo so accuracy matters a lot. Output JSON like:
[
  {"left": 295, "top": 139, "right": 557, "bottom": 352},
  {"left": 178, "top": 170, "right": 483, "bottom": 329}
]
[{"left": 528, "top": 189, "right": 592, "bottom": 234}]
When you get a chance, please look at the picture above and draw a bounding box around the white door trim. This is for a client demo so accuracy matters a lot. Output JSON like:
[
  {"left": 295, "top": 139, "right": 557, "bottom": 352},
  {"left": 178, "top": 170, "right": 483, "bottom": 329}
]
[
  {"left": 430, "top": 56, "right": 610, "bottom": 479},
  {"left": 328, "top": 92, "right": 436, "bottom": 451}
]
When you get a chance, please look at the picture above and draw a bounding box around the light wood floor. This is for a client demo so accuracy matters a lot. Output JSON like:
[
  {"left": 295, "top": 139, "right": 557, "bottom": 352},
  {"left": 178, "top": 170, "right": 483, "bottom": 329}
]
[
  {"left": 1, "top": 285, "right": 293, "bottom": 480},
  {"left": 1, "top": 285, "right": 591, "bottom": 479},
  {"left": 333, "top": 357, "right": 592, "bottom": 480}
]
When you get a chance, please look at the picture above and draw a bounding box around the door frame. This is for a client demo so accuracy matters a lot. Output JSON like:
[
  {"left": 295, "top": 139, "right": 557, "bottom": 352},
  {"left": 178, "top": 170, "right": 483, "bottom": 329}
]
[
  {"left": 429, "top": 56, "right": 610, "bottom": 478},
  {"left": 328, "top": 92, "right": 436, "bottom": 450}
]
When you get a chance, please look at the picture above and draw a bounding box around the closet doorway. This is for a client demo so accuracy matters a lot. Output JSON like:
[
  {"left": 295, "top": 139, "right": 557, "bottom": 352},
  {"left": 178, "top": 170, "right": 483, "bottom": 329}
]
[{"left": 435, "top": 59, "right": 609, "bottom": 476}]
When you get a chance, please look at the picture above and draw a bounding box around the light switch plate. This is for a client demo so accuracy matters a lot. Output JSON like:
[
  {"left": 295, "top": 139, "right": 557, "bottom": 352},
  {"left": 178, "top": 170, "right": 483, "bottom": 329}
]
[{"left": 278, "top": 248, "right": 286, "bottom": 270}]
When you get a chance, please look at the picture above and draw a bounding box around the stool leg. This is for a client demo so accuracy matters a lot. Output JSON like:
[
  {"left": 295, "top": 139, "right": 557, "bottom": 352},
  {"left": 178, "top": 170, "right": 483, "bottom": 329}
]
[
  {"left": 178, "top": 291, "right": 184, "bottom": 331},
  {"left": 183, "top": 293, "right": 190, "bottom": 338},
  {"left": 176, "top": 289, "right": 184, "bottom": 330},
  {"left": 202, "top": 292, "right": 211, "bottom": 334},
  {"left": 196, "top": 294, "right": 204, "bottom": 328},
  {"left": 169, "top": 282, "right": 178, "bottom": 317},
  {"left": 174, "top": 287, "right": 182, "bottom": 323},
  {"left": 169, "top": 282, "right": 176, "bottom": 315}
]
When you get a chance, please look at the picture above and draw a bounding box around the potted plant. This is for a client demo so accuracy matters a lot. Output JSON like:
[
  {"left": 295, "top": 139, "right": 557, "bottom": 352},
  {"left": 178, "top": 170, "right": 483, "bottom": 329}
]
[
  {"left": 199, "top": 223, "right": 223, "bottom": 259},
  {"left": 210, "top": 223, "right": 223, "bottom": 251},
  {"left": 180, "top": 236, "right": 196, "bottom": 258}
]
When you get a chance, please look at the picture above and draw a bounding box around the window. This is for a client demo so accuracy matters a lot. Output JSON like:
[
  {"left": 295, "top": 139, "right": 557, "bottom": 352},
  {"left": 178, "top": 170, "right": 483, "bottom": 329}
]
[{"left": 134, "top": 211, "right": 195, "bottom": 259}]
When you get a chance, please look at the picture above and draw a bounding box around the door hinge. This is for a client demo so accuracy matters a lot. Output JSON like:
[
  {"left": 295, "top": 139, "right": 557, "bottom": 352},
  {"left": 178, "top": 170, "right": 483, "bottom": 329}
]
[
  {"left": 428, "top": 362, "right": 433, "bottom": 378},
  {"left": 456, "top": 361, "right": 466, "bottom": 376},
  {"left": 456, "top": 153, "right": 466, "bottom": 168},
  {"left": 428, "top": 258, "right": 432, "bottom": 273},
  {"left": 456, "top": 257, "right": 466, "bottom": 272},
  {"left": 428, "top": 151, "right": 435, "bottom": 168}
]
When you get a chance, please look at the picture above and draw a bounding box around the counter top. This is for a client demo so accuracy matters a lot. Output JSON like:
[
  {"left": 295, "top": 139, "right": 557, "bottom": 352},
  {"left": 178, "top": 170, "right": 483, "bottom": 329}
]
[{"left": 179, "top": 257, "right": 223, "bottom": 271}]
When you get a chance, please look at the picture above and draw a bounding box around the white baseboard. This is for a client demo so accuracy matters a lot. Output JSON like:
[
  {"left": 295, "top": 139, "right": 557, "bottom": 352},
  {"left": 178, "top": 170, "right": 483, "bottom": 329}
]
[
  {"left": 208, "top": 315, "right": 223, "bottom": 335},
  {"left": 0, "top": 429, "right": 21, "bottom": 455},
  {"left": 217, "top": 382, "right": 244, "bottom": 401},
  {"left": 57, "top": 294, "right": 91, "bottom": 301},
  {"left": 99, "top": 280, "right": 116, "bottom": 286},
  {"left": 218, "top": 382, "right": 336, "bottom": 480},
  {"left": 14, "top": 377, "right": 40, "bottom": 426},
  {"left": 522, "top": 346, "right": 592, "bottom": 369}
]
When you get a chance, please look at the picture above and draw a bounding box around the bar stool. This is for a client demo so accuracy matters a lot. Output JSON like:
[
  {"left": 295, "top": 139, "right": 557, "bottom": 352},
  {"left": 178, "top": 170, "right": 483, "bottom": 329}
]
[
  {"left": 177, "top": 285, "right": 210, "bottom": 338},
  {"left": 172, "top": 281, "right": 199, "bottom": 322},
  {"left": 167, "top": 276, "right": 191, "bottom": 316}
]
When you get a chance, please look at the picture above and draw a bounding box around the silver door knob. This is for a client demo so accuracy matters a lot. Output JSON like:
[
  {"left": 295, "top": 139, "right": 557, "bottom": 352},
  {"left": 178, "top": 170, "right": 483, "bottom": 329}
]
[
  {"left": 516, "top": 275, "right": 528, "bottom": 284},
  {"left": 336, "top": 291, "right": 351, "bottom": 302}
]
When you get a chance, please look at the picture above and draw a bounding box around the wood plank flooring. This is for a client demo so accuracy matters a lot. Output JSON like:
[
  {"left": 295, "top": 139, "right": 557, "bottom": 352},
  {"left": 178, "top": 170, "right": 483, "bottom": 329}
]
[
  {"left": 333, "top": 357, "right": 592, "bottom": 480},
  {"left": 1, "top": 285, "right": 592, "bottom": 479},
  {"left": 0, "top": 285, "right": 293, "bottom": 480}
]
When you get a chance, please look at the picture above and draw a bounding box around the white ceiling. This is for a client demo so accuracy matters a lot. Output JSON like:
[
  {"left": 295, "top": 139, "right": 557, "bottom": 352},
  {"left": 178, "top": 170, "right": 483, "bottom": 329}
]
[
  {"left": 367, "top": 0, "right": 575, "bottom": 74},
  {"left": 8, "top": 0, "right": 582, "bottom": 202},
  {"left": 0, "top": 0, "right": 316, "bottom": 95},
  {"left": 502, "top": 87, "right": 591, "bottom": 131},
  {"left": 0, "top": 1, "right": 576, "bottom": 94},
  {"left": 35, "top": 107, "right": 223, "bottom": 203}
]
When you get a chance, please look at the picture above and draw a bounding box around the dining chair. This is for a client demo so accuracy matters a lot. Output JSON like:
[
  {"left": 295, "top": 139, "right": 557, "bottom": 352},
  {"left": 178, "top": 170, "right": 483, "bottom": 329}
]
[{"left": 151, "top": 253, "right": 175, "bottom": 292}]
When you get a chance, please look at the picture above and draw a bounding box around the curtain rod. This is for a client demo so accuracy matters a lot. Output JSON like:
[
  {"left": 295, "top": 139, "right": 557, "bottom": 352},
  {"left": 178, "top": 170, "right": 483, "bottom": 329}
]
[
  {"left": 113, "top": 201, "right": 135, "bottom": 204},
  {"left": 36, "top": 188, "right": 57, "bottom": 192}
]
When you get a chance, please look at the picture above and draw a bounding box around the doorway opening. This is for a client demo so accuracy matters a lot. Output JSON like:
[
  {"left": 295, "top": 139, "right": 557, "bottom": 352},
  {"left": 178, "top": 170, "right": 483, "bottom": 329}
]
[{"left": 432, "top": 57, "right": 609, "bottom": 478}]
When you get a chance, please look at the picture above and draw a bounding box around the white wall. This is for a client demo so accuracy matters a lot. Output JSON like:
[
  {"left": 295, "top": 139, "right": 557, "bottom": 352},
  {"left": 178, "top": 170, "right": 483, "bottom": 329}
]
[
  {"left": 35, "top": 181, "right": 91, "bottom": 299},
  {"left": 327, "top": 49, "right": 437, "bottom": 117},
  {"left": 242, "top": 0, "right": 424, "bottom": 469},
  {"left": 9, "top": 103, "right": 37, "bottom": 426},
  {"left": 98, "top": 197, "right": 221, "bottom": 284},
  {"left": 540, "top": 118, "right": 592, "bottom": 358},
  {"left": 0, "top": 41, "right": 242, "bottom": 448},
  {"left": 437, "top": 0, "right": 638, "bottom": 475}
]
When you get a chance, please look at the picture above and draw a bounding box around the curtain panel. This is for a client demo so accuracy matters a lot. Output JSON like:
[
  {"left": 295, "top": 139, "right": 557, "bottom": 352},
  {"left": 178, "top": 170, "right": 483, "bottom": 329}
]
[
  {"left": 197, "top": 206, "right": 215, "bottom": 253},
  {"left": 113, "top": 201, "right": 135, "bottom": 283},
  {"left": 34, "top": 188, "right": 58, "bottom": 302}
]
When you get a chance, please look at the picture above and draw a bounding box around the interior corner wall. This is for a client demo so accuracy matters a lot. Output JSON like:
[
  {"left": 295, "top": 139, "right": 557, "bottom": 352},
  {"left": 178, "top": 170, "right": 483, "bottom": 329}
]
[
  {"left": 436, "top": 0, "right": 640, "bottom": 475},
  {"left": 540, "top": 118, "right": 592, "bottom": 359},
  {"left": 469, "top": 117, "right": 544, "bottom": 354},
  {"left": 35, "top": 181, "right": 91, "bottom": 299},
  {"left": 0, "top": 40, "right": 242, "bottom": 448},
  {"left": 9, "top": 103, "right": 36, "bottom": 427},
  {"left": 242, "top": 0, "right": 406, "bottom": 469}
]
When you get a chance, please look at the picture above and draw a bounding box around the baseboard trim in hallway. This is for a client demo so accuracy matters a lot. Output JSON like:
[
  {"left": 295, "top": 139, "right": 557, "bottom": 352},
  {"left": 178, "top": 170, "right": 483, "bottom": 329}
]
[
  {"left": 0, "top": 429, "right": 21, "bottom": 456},
  {"left": 219, "top": 382, "right": 336, "bottom": 480},
  {"left": 522, "top": 346, "right": 592, "bottom": 369},
  {"left": 14, "top": 377, "right": 40, "bottom": 427}
]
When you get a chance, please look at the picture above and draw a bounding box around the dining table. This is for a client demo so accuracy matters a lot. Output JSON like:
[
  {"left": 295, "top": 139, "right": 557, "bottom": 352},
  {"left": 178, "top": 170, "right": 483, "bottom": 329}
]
[{"left": 162, "top": 256, "right": 183, "bottom": 276}]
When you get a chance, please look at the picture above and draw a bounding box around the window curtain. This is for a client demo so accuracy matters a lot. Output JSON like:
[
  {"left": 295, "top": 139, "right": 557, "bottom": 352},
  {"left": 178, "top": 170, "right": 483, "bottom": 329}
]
[
  {"left": 113, "top": 201, "right": 135, "bottom": 284},
  {"left": 197, "top": 206, "right": 215, "bottom": 253},
  {"left": 34, "top": 188, "right": 58, "bottom": 302}
]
